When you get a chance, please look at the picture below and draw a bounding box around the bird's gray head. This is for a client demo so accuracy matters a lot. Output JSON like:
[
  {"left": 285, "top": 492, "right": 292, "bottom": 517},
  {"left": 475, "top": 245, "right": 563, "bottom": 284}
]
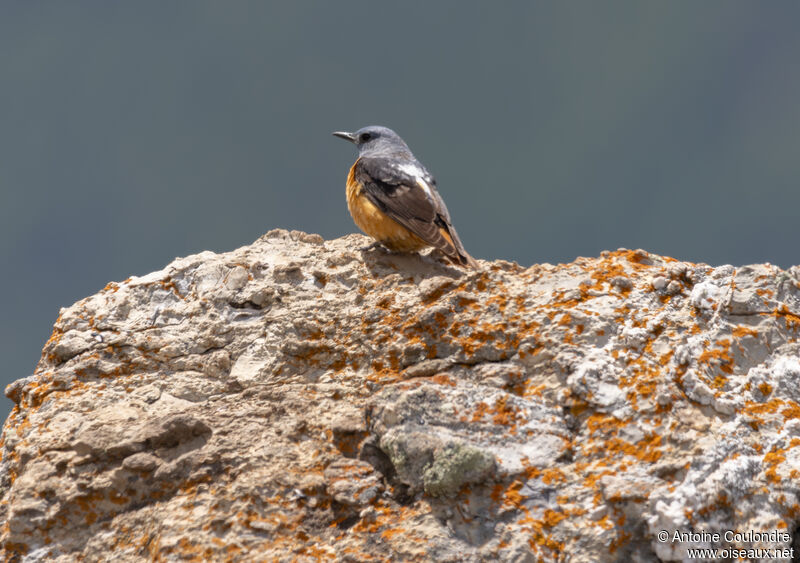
[{"left": 332, "top": 126, "right": 412, "bottom": 158}]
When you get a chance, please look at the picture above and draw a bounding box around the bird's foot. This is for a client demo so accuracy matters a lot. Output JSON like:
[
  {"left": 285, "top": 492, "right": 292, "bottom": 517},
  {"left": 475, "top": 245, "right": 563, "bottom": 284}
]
[
  {"left": 423, "top": 248, "right": 469, "bottom": 272},
  {"left": 359, "top": 240, "right": 388, "bottom": 252},
  {"left": 427, "top": 250, "right": 451, "bottom": 268}
]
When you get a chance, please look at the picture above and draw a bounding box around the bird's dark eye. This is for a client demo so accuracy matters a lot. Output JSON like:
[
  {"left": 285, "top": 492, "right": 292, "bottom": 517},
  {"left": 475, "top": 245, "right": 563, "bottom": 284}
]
[{"left": 360, "top": 133, "right": 372, "bottom": 142}]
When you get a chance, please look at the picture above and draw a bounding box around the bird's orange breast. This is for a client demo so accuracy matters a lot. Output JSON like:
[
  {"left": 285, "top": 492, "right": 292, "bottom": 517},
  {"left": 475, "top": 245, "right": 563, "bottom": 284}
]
[{"left": 346, "top": 162, "right": 428, "bottom": 252}]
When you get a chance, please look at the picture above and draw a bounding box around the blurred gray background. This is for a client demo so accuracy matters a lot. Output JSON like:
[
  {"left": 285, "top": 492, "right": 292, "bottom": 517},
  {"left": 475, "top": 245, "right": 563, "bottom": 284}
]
[{"left": 2, "top": 2, "right": 799, "bottom": 417}]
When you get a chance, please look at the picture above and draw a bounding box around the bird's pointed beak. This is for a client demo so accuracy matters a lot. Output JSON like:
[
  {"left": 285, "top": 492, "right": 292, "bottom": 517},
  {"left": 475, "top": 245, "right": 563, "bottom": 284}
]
[{"left": 332, "top": 131, "right": 356, "bottom": 143}]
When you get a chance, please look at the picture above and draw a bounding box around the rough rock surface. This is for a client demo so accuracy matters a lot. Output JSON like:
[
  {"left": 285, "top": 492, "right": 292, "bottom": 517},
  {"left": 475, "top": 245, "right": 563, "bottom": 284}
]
[{"left": 2, "top": 229, "right": 800, "bottom": 562}]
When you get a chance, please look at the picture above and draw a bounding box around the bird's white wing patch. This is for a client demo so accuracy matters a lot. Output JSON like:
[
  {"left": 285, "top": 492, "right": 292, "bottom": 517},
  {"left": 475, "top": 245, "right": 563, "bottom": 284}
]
[
  {"left": 397, "top": 163, "right": 433, "bottom": 199},
  {"left": 416, "top": 178, "right": 433, "bottom": 199}
]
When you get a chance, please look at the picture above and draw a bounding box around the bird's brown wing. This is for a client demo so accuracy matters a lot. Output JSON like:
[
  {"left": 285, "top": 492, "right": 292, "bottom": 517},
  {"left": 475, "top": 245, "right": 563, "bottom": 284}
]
[{"left": 355, "top": 157, "right": 477, "bottom": 268}]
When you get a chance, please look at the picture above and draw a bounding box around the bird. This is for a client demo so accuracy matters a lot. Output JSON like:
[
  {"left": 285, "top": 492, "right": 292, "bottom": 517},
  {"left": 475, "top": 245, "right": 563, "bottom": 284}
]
[{"left": 332, "top": 125, "right": 478, "bottom": 269}]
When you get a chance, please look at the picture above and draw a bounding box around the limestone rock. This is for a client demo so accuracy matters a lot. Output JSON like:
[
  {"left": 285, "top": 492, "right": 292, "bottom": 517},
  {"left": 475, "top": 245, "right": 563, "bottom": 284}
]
[{"left": 2, "top": 231, "right": 800, "bottom": 562}]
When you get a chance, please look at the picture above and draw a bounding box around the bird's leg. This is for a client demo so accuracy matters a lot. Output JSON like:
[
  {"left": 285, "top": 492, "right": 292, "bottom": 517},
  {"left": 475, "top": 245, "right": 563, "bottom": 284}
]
[
  {"left": 424, "top": 248, "right": 463, "bottom": 270},
  {"left": 425, "top": 248, "right": 451, "bottom": 266},
  {"left": 359, "top": 240, "right": 386, "bottom": 252}
]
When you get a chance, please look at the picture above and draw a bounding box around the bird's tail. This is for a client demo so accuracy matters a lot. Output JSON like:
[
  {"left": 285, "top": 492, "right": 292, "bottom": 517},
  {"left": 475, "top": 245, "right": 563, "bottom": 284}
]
[
  {"left": 437, "top": 223, "right": 479, "bottom": 269},
  {"left": 450, "top": 250, "right": 479, "bottom": 269}
]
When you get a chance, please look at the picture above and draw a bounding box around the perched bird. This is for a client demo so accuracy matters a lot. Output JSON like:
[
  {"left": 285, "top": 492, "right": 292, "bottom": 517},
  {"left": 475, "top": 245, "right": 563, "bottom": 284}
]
[{"left": 333, "top": 126, "right": 478, "bottom": 268}]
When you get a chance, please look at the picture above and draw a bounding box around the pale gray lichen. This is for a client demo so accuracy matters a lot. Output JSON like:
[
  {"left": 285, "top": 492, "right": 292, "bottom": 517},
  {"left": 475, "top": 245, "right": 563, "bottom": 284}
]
[{"left": 423, "top": 442, "right": 496, "bottom": 497}]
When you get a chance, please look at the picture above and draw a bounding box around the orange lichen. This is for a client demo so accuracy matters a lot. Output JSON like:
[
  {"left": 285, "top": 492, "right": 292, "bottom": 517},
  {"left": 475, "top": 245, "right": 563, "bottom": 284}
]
[
  {"left": 746, "top": 398, "right": 784, "bottom": 416},
  {"left": 782, "top": 403, "right": 800, "bottom": 421},
  {"left": 774, "top": 305, "right": 800, "bottom": 331},
  {"left": 471, "top": 402, "right": 490, "bottom": 422},
  {"left": 540, "top": 467, "right": 567, "bottom": 485},
  {"left": 491, "top": 395, "right": 519, "bottom": 430},
  {"left": 697, "top": 340, "right": 734, "bottom": 375},
  {"left": 764, "top": 450, "right": 786, "bottom": 484},
  {"left": 430, "top": 374, "right": 456, "bottom": 387},
  {"left": 732, "top": 325, "right": 759, "bottom": 338},
  {"left": 758, "top": 382, "right": 774, "bottom": 396}
]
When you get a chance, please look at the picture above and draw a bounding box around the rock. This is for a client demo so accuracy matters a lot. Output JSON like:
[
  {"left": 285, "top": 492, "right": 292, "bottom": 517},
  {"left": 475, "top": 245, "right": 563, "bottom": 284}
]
[
  {"left": 651, "top": 276, "right": 668, "bottom": 291},
  {"left": 121, "top": 453, "right": 160, "bottom": 473},
  {"left": 323, "top": 458, "right": 383, "bottom": 506},
  {"left": 2, "top": 231, "right": 800, "bottom": 562}
]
